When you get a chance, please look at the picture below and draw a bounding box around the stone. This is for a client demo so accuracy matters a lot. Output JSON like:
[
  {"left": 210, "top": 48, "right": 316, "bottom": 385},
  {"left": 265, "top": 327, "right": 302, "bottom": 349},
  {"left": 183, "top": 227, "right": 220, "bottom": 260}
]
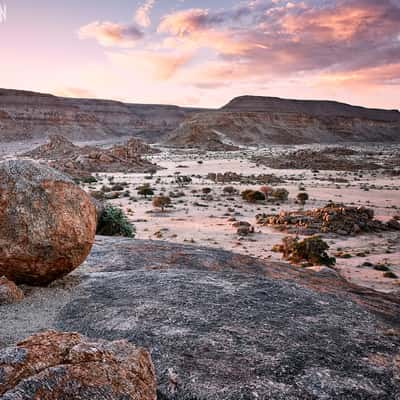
[
  {"left": 0, "top": 160, "right": 97, "bottom": 285},
  {"left": 0, "top": 330, "right": 157, "bottom": 400},
  {"left": 2, "top": 238, "right": 400, "bottom": 399},
  {"left": 0, "top": 276, "right": 24, "bottom": 305}
]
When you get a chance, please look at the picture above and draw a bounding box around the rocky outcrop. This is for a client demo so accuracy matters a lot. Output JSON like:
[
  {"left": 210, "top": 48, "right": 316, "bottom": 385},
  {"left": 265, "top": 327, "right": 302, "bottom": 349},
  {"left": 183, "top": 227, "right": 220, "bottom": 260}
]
[
  {"left": 256, "top": 203, "right": 400, "bottom": 236},
  {"left": 163, "top": 96, "right": 400, "bottom": 149},
  {"left": 22, "top": 135, "right": 160, "bottom": 179},
  {"left": 0, "top": 330, "right": 157, "bottom": 400},
  {"left": 0, "top": 160, "right": 97, "bottom": 285},
  {"left": 0, "top": 88, "right": 202, "bottom": 143},
  {"left": 0, "top": 277, "right": 24, "bottom": 305},
  {"left": 1, "top": 237, "right": 399, "bottom": 399}
]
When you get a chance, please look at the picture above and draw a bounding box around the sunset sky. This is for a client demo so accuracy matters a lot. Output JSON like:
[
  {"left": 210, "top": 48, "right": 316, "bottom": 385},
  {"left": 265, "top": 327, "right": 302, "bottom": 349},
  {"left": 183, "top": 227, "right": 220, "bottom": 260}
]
[{"left": 1, "top": 0, "right": 399, "bottom": 108}]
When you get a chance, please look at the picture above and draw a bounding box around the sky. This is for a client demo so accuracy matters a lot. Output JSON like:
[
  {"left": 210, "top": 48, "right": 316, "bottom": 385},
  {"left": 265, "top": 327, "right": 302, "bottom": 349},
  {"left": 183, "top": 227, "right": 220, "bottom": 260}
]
[{"left": 0, "top": 0, "right": 399, "bottom": 109}]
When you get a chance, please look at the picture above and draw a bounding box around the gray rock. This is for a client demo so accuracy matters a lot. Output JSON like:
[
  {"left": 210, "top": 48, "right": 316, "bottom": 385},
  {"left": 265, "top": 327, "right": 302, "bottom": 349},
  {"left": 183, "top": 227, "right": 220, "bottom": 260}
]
[{"left": 1, "top": 237, "right": 399, "bottom": 399}]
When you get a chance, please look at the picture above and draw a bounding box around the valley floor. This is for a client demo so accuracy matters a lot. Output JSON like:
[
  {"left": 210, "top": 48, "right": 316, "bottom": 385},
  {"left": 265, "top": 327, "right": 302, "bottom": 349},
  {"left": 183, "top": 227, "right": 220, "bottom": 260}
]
[{"left": 81, "top": 144, "right": 400, "bottom": 294}]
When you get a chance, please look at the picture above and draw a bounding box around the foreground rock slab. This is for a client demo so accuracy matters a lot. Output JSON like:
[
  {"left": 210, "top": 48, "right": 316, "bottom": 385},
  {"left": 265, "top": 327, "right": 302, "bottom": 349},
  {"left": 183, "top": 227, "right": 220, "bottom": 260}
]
[
  {"left": 1, "top": 238, "right": 400, "bottom": 399},
  {"left": 0, "top": 330, "right": 156, "bottom": 400},
  {"left": 0, "top": 160, "right": 97, "bottom": 285}
]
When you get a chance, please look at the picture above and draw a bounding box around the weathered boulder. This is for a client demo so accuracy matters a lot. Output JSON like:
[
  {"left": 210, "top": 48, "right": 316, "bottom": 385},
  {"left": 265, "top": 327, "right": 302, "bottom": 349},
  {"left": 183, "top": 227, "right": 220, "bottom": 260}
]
[
  {"left": 0, "top": 160, "right": 97, "bottom": 285},
  {"left": 0, "top": 330, "right": 157, "bottom": 400},
  {"left": 0, "top": 276, "right": 24, "bottom": 305}
]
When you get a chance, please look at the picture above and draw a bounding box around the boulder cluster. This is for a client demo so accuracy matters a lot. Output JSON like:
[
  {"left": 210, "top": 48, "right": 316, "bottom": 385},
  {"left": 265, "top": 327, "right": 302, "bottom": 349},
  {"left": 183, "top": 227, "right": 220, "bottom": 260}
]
[{"left": 256, "top": 203, "right": 400, "bottom": 236}]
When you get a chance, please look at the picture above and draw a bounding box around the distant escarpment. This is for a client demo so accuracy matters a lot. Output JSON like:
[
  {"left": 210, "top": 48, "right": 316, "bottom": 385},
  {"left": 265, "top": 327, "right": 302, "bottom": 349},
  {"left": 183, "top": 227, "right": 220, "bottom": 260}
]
[
  {"left": 163, "top": 96, "right": 400, "bottom": 149},
  {"left": 0, "top": 89, "right": 202, "bottom": 143}
]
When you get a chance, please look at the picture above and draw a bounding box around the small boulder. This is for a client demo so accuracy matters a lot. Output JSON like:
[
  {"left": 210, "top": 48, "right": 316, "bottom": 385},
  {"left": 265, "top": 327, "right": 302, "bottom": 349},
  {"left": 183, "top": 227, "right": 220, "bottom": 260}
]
[
  {"left": 0, "top": 276, "right": 24, "bottom": 305},
  {"left": 0, "top": 160, "right": 97, "bottom": 285},
  {"left": 0, "top": 330, "right": 157, "bottom": 400}
]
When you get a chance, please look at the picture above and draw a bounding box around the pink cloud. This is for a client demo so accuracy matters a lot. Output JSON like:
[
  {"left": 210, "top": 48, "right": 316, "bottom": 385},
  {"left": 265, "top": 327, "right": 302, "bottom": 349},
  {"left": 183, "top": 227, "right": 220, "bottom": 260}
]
[
  {"left": 134, "top": 0, "right": 156, "bottom": 28},
  {"left": 78, "top": 21, "right": 143, "bottom": 48}
]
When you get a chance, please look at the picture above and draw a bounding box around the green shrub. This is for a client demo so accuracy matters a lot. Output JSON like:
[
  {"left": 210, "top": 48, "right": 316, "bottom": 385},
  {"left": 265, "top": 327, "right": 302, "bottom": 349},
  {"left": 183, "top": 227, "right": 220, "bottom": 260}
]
[
  {"left": 273, "top": 235, "right": 336, "bottom": 266},
  {"left": 96, "top": 205, "right": 135, "bottom": 238}
]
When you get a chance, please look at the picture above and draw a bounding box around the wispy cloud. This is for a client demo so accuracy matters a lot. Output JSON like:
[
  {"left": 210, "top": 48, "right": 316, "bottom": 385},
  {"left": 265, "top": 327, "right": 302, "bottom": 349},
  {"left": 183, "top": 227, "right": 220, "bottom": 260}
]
[
  {"left": 78, "top": 21, "right": 143, "bottom": 48},
  {"left": 135, "top": 0, "right": 156, "bottom": 28}
]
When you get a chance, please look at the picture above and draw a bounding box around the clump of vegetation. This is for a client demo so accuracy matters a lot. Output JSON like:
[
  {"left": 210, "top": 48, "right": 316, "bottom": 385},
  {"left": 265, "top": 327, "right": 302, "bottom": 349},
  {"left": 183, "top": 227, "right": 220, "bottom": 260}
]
[
  {"left": 297, "top": 192, "right": 309, "bottom": 206},
  {"left": 271, "top": 188, "right": 289, "bottom": 201},
  {"left": 137, "top": 183, "right": 154, "bottom": 198},
  {"left": 153, "top": 195, "right": 172, "bottom": 212},
  {"left": 272, "top": 235, "right": 336, "bottom": 266},
  {"left": 241, "top": 189, "right": 265, "bottom": 203},
  {"left": 96, "top": 205, "right": 135, "bottom": 238}
]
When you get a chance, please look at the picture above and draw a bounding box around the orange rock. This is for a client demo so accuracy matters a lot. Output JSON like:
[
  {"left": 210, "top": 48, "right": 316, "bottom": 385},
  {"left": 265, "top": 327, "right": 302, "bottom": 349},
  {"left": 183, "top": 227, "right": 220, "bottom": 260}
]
[
  {"left": 0, "top": 330, "right": 157, "bottom": 400},
  {"left": 0, "top": 160, "right": 97, "bottom": 285},
  {"left": 0, "top": 276, "right": 24, "bottom": 304}
]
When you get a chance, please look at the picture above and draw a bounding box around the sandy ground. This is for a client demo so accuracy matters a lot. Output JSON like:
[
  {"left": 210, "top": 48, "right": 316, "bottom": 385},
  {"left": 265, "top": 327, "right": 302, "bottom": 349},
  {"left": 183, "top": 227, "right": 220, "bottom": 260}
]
[{"left": 78, "top": 147, "right": 400, "bottom": 294}]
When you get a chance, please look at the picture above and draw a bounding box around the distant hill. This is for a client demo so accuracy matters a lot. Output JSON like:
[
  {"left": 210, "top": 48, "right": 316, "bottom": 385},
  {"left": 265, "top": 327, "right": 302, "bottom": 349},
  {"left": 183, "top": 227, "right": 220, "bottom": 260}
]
[
  {"left": 222, "top": 95, "right": 400, "bottom": 122},
  {"left": 0, "top": 89, "right": 203, "bottom": 143},
  {"left": 0, "top": 89, "right": 399, "bottom": 146},
  {"left": 163, "top": 96, "right": 400, "bottom": 149}
]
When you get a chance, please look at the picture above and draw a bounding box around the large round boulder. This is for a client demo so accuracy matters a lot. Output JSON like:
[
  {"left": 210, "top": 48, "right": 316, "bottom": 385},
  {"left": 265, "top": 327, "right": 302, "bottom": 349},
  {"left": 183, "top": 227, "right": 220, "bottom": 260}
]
[{"left": 0, "top": 160, "right": 97, "bottom": 285}]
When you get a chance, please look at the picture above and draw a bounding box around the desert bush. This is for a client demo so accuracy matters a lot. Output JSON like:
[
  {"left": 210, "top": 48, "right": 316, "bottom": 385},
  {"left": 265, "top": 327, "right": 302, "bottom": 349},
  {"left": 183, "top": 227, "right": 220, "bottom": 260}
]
[
  {"left": 271, "top": 188, "right": 289, "bottom": 201},
  {"left": 137, "top": 183, "right": 154, "bottom": 198},
  {"left": 297, "top": 192, "right": 309, "bottom": 205},
  {"left": 272, "top": 236, "right": 335, "bottom": 266},
  {"left": 241, "top": 189, "right": 265, "bottom": 203},
  {"left": 96, "top": 205, "right": 135, "bottom": 238},
  {"left": 153, "top": 195, "right": 172, "bottom": 211}
]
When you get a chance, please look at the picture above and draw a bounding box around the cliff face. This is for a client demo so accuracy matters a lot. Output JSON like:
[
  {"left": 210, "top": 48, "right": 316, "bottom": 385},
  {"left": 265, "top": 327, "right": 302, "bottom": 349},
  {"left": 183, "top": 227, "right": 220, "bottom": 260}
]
[
  {"left": 164, "top": 111, "right": 400, "bottom": 147},
  {"left": 1, "top": 89, "right": 399, "bottom": 146},
  {"left": 164, "top": 96, "right": 400, "bottom": 148},
  {"left": 0, "top": 89, "right": 201, "bottom": 143}
]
